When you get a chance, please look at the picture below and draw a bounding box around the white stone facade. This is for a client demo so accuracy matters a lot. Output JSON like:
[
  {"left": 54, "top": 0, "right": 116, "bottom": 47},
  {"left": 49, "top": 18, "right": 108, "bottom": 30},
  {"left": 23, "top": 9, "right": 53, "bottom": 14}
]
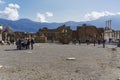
[
  {"left": 104, "top": 20, "right": 120, "bottom": 42},
  {"left": 104, "top": 28, "right": 120, "bottom": 42}
]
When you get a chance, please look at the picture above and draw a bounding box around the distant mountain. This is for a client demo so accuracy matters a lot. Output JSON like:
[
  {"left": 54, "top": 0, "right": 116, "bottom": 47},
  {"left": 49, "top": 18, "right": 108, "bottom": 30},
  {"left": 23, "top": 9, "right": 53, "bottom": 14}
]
[
  {"left": 0, "top": 19, "right": 43, "bottom": 32},
  {"left": 0, "top": 15, "right": 120, "bottom": 32},
  {"left": 86, "top": 15, "right": 120, "bottom": 30},
  {"left": 0, "top": 18, "right": 63, "bottom": 32}
]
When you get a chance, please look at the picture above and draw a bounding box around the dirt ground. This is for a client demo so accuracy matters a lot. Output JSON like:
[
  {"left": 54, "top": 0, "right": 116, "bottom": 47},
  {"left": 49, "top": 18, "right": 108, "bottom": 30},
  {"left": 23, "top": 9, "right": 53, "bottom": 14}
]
[{"left": 0, "top": 43, "right": 120, "bottom": 80}]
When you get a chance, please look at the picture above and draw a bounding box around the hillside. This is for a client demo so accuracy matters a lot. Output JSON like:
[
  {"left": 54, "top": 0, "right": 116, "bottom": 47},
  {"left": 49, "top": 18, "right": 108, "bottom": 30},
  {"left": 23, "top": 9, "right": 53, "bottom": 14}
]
[{"left": 0, "top": 15, "right": 120, "bottom": 32}]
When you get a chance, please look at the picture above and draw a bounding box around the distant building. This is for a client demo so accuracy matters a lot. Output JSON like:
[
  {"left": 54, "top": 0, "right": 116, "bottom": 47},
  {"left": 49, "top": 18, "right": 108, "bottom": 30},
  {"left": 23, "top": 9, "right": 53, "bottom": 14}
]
[
  {"left": 104, "top": 20, "right": 120, "bottom": 42},
  {"left": 0, "top": 24, "right": 3, "bottom": 41},
  {"left": 58, "top": 25, "right": 72, "bottom": 44},
  {"left": 38, "top": 25, "right": 72, "bottom": 43},
  {"left": 38, "top": 24, "right": 104, "bottom": 43},
  {"left": 2, "top": 26, "right": 14, "bottom": 42},
  {"left": 14, "top": 31, "right": 36, "bottom": 41},
  {"left": 38, "top": 27, "right": 59, "bottom": 42},
  {"left": 77, "top": 24, "right": 104, "bottom": 42}
]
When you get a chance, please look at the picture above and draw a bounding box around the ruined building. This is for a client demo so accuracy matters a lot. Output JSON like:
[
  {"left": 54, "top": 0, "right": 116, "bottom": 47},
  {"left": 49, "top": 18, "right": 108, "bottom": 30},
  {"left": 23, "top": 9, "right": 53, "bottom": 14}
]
[
  {"left": 38, "top": 24, "right": 104, "bottom": 43},
  {"left": 74, "top": 24, "right": 104, "bottom": 42},
  {"left": 38, "top": 25, "right": 72, "bottom": 43},
  {"left": 2, "top": 26, "right": 14, "bottom": 43},
  {"left": 104, "top": 20, "right": 120, "bottom": 42}
]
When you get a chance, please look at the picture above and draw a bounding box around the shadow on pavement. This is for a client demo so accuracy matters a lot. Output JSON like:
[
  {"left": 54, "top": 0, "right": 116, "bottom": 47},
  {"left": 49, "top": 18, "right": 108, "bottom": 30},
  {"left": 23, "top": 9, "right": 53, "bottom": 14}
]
[{"left": 4, "top": 49, "right": 18, "bottom": 51}]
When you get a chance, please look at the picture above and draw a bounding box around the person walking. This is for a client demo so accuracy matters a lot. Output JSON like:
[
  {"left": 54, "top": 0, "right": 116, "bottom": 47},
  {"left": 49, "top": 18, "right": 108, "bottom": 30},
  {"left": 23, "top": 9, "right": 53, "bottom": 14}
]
[
  {"left": 102, "top": 39, "right": 106, "bottom": 48},
  {"left": 93, "top": 40, "right": 96, "bottom": 46},
  {"left": 78, "top": 39, "right": 81, "bottom": 45},
  {"left": 86, "top": 39, "right": 89, "bottom": 45},
  {"left": 31, "top": 38, "right": 35, "bottom": 50},
  {"left": 27, "top": 39, "right": 30, "bottom": 49},
  {"left": 18, "top": 39, "right": 22, "bottom": 50},
  {"left": 98, "top": 39, "right": 101, "bottom": 45},
  {"left": 24, "top": 39, "right": 28, "bottom": 49}
]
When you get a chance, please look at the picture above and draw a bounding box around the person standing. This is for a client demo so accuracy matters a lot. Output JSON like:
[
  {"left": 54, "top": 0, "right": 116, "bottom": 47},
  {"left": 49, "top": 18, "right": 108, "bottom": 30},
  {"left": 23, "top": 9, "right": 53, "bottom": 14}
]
[
  {"left": 27, "top": 39, "right": 30, "bottom": 49},
  {"left": 31, "top": 38, "right": 35, "bottom": 50},
  {"left": 86, "top": 39, "right": 89, "bottom": 45},
  {"left": 24, "top": 39, "right": 28, "bottom": 49},
  {"left": 78, "top": 39, "right": 81, "bottom": 45},
  {"left": 93, "top": 40, "right": 96, "bottom": 46},
  {"left": 98, "top": 39, "right": 101, "bottom": 45},
  {"left": 18, "top": 39, "right": 22, "bottom": 50},
  {"left": 102, "top": 39, "right": 106, "bottom": 48}
]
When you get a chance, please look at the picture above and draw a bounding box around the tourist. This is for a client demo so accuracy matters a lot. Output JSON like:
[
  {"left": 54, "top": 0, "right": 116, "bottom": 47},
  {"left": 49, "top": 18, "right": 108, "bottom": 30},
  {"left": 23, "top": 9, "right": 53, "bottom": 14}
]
[
  {"left": 27, "top": 39, "right": 30, "bottom": 49},
  {"left": 31, "top": 38, "right": 35, "bottom": 50},
  {"left": 86, "top": 39, "right": 89, "bottom": 45},
  {"left": 24, "top": 39, "right": 28, "bottom": 49},
  {"left": 93, "top": 40, "right": 96, "bottom": 46},
  {"left": 102, "top": 39, "right": 106, "bottom": 48},
  {"left": 17, "top": 39, "right": 22, "bottom": 50},
  {"left": 78, "top": 39, "right": 81, "bottom": 45},
  {"left": 73, "top": 38, "right": 77, "bottom": 45},
  {"left": 98, "top": 40, "right": 101, "bottom": 45}
]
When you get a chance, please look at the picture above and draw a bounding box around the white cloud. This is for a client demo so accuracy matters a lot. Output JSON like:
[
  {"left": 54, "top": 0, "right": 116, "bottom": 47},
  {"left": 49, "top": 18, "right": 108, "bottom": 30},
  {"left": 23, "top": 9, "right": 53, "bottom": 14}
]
[
  {"left": 0, "top": 3, "right": 20, "bottom": 20},
  {"left": 37, "top": 13, "right": 47, "bottom": 22},
  {"left": 84, "top": 11, "right": 120, "bottom": 21},
  {"left": 46, "top": 12, "right": 53, "bottom": 17},
  {"left": 8, "top": 3, "right": 20, "bottom": 9},
  {"left": 0, "top": 0, "right": 5, "bottom": 4},
  {"left": 36, "top": 12, "right": 53, "bottom": 22}
]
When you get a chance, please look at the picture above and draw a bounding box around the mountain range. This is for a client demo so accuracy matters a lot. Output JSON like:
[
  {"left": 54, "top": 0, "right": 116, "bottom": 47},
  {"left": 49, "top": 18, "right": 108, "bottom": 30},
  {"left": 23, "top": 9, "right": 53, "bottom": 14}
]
[{"left": 0, "top": 15, "right": 120, "bottom": 32}]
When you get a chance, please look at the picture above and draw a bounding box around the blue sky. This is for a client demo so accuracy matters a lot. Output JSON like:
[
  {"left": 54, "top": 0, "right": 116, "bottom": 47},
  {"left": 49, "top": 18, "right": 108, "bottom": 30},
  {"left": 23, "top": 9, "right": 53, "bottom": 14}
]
[{"left": 0, "top": 0, "right": 120, "bottom": 22}]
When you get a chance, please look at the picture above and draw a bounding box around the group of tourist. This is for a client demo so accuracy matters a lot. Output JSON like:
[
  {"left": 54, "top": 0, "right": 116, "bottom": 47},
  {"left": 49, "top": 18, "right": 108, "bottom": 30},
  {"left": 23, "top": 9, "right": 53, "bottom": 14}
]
[
  {"left": 72, "top": 39, "right": 106, "bottom": 48},
  {"left": 0, "top": 37, "right": 109, "bottom": 49},
  {"left": 16, "top": 38, "right": 35, "bottom": 50},
  {"left": 93, "top": 39, "right": 106, "bottom": 48}
]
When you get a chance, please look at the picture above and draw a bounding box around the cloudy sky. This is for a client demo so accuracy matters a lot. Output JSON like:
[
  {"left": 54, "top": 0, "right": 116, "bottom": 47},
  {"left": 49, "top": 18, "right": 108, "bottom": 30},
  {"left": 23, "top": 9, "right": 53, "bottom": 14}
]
[{"left": 0, "top": 0, "right": 120, "bottom": 22}]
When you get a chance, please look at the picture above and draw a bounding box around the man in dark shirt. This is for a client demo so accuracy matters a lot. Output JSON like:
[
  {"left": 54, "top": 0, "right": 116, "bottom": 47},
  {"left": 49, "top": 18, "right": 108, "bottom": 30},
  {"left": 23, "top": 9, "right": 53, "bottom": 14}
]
[{"left": 31, "top": 38, "right": 35, "bottom": 49}]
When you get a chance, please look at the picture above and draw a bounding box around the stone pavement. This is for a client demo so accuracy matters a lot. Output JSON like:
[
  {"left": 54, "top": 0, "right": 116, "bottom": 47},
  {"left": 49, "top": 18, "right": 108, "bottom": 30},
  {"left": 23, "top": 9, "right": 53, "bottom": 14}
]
[{"left": 0, "top": 43, "right": 120, "bottom": 80}]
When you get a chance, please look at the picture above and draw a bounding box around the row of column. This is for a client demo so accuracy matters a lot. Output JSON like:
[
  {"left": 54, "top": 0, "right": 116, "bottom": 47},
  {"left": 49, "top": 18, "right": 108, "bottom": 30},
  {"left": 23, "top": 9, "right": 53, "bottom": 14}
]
[
  {"left": 110, "top": 31, "right": 120, "bottom": 40},
  {"left": 106, "top": 20, "right": 112, "bottom": 29}
]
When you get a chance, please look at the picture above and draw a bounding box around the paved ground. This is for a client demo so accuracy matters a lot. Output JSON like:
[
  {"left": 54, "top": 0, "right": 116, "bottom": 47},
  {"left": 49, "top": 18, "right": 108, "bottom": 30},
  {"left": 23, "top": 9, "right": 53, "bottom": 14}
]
[{"left": 0, "top": 43, "right": 120, "bottom": 80}]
